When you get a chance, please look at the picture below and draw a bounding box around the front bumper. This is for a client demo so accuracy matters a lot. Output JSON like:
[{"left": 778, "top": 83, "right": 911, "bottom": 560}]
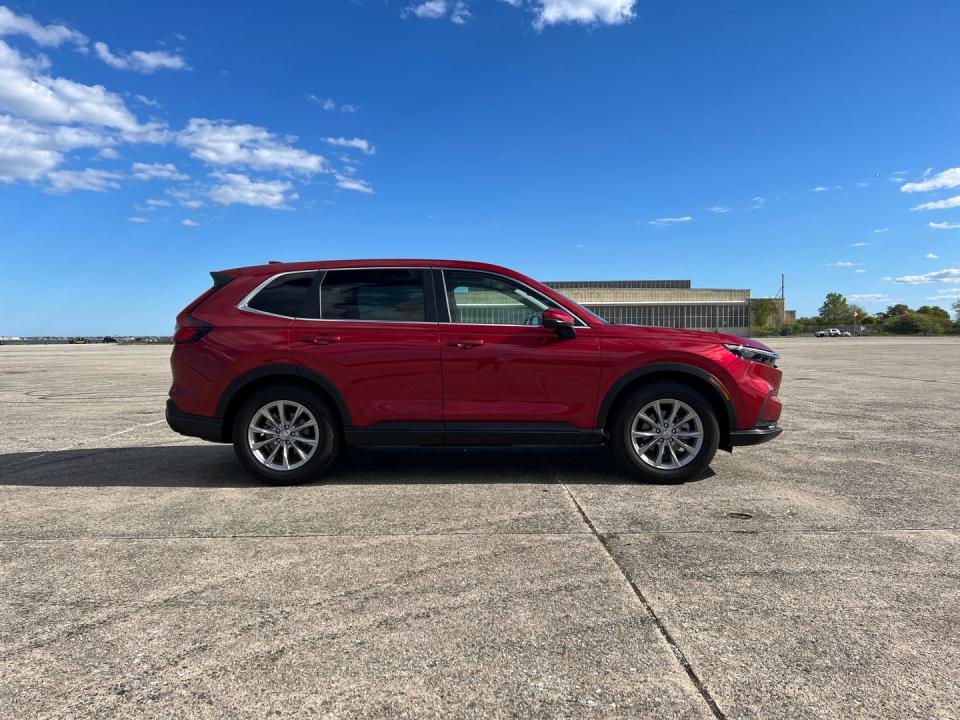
[
  {"left": 729, "top": 425, "right": 783, "bottom": 446},
  {"left": 166, "top": 400, "right": 226, "bottom": 443}
]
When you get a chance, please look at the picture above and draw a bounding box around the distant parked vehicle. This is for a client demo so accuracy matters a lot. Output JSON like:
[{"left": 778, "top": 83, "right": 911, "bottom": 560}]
[
  {"left": 69, "top": 337, "right": 88, "bottom": 344},
  {"left": 101, "top": 336, "right": 118, "bottom": 343},
  {"left": 815, "top": 328, "right": 842, "bottom": 337},
  {"left": 840, "top": 330, "right": 852, "bottom": 337}
]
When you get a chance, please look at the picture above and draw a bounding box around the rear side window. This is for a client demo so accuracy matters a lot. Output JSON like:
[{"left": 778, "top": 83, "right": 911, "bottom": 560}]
[
  {"left": 247, "top": 272, "right": 316, "bottom": 317},
  {"left": 321, "top": 269, "right": 426, "bottom": 322}
]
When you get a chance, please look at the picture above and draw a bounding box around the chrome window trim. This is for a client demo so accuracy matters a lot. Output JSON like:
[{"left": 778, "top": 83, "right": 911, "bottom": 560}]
[
  {"left": 237, "top": 270, "right": 317, "bottom": 320},
  {"left": 238, "top": 265, "right": 592, "bottom": 328},
  {"left": 440, "top": 268, "right": 590, "bottom": 328}
]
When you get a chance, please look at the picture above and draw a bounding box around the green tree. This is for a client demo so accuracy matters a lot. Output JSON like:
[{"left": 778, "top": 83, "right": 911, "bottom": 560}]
[
  {"left": 884, "top": 311, "right": 951, "bottom": 335},
  {"left": 819, "top": 293, "right": 850, "bottom": 324},
  {"left": 917, "top": 305, "right": 949, "bottom": 320},
  {"left": 953, "top": 299, "right": 960, "bottom": 326},
  {"left": 751, "top": 299, "right": 778, "bottom": 330},
  {"left": 848, "top": 303, "right": 867, "bottom": 323},
  {"left": 885, "top": 303, "right": 910, "bottom": 317}
]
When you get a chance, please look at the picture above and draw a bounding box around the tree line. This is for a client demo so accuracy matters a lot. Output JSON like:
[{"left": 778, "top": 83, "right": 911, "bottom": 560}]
[{"left": 788, "top": 293, "right": 960, "bottom": 335}]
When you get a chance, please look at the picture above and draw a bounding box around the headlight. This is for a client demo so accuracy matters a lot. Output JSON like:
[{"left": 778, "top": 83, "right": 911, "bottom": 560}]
[{"left": 723, "top": 343, "right": 780, "bottom": 367}]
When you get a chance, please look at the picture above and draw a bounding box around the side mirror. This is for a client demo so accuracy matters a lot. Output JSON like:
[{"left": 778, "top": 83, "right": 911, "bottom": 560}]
[{"left": 542, "top": 308, "right": 577, "bottom": 339}]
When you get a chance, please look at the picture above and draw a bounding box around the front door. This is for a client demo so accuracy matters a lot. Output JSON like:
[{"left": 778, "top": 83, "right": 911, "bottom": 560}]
[
  {"left": 289, "top": 267, "right": 442, "bottom": 429},
  {"left": 438, "top": 269, "right": 601, "bottom": 431}
]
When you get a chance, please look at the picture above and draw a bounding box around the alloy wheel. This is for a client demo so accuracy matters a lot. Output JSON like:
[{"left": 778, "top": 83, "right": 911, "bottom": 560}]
[
  {"left": 247, "top": 400, "right": 320, "bottom": 471},
  {"left": 630, "top": 399, "right": 704, "bottom": 470}
]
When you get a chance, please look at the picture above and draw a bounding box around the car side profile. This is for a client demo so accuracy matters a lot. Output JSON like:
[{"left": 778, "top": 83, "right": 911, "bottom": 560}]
[{"left": 166, "top": 260, "right": 783, "bottom": 484}]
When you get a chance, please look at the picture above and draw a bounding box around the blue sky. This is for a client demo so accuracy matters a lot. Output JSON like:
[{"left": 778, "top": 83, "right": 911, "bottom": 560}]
[{"left": 2, "top": 0, "right": 959, "bottom": 335}]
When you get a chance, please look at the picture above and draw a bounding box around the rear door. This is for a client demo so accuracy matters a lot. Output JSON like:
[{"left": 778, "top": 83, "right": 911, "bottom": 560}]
[
  {"left": 438, "top": 268, "right": 601, "bottom": 430},
  {"left": 288, "top": 268, "right": 442, "bottom": 429}
]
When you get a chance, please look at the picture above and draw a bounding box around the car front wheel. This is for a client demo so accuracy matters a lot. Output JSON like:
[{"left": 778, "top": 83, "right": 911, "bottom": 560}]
[
  {"left": 232, "top": 384, "right": 339, "bottom": 485},
  {"left": 611, "top": 382, "right": 719, "bottom": 483}
]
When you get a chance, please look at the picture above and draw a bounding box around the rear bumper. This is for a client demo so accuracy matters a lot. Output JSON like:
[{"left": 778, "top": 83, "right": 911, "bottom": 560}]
[
  {"left": 729, "top": 425, "right": 783, "bottom": 446},
  {"left": 166, "top": 400, "right": 226, "bottom": 443}
]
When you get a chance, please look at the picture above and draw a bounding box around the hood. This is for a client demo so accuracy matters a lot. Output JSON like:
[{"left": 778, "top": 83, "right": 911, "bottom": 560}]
[{"left": 600, "top": 324, "right": 775, "bottom": 351}]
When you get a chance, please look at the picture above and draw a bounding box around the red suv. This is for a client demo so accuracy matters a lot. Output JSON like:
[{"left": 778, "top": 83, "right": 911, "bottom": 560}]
[{"left": 167, "top": 260, "right": 782, "bottom": 484}]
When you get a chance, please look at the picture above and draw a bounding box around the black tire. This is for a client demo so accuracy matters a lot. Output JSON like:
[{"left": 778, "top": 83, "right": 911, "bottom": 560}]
[
  {"left": 611, "top": 381, "right": 719, "bottom": 483},
  {"left": 232, "top": 384, "right": 339, "bottom": 485}
]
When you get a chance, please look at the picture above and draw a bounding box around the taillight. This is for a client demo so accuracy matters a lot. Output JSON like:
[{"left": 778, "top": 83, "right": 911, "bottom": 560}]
[{"left": 173, "top": 314, "right": 213, "bottom": 344}]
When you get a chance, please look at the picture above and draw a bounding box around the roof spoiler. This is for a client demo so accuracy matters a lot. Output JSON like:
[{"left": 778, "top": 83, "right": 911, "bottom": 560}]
[{"left": 210, "top": 269, "right": 241, "bottom": 288}]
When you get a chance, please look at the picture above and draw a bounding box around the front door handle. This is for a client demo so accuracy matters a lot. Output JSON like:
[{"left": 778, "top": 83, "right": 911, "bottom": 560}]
[
  {"left": 446, "top": 338, "right": 485, "bottom": 349},
  {"left": 300, "top": 335, "right": 341, "bottom": 345}
]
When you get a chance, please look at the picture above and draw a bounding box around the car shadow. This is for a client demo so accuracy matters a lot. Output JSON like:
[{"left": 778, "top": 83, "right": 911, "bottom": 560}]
[{"left": 0, "top": 444, "right": 715, "bottom": 488}]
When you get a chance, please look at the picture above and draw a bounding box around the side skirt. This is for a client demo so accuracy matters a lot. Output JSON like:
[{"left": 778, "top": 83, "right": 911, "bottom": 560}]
[{"left": 344, "top": 422, "right": 602, "bottom": 447}]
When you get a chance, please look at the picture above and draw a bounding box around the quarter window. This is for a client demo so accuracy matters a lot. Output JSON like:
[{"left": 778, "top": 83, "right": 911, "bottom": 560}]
[
  {"left": 443, "top": 270, "right": 554, "bottom": 325},
  {"left": 247, "top": 272, "right": 316, "bottom": 317},
  {"left": 321, "top": 269, "right": 427, "bottom": 322}
]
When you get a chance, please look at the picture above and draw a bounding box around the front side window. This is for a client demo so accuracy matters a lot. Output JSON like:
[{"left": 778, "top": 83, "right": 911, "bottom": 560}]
[
  {"left": 246, "top": 272, "right": 316, "bottom": 317},
  {"left": 443, "top": 270, "right": 555, "bottom": 326},
  {"left": 321, "top": 269, "right": 427, "bottom": 322}
]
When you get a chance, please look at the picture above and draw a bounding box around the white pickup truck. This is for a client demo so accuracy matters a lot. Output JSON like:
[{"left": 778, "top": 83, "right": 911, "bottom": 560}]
[{"left": 815, "top": 328, "right": 851, "bottom": 337}]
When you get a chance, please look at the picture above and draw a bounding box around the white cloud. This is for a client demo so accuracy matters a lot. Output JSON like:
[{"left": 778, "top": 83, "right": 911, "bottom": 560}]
[
  {"left": 855, "top": 269, "right": 866, "bottom": 273},
  {"left": 926, "top": 289, "right": 960, "bottom": 301},
  {"left": 851, "top": 242, "right": 869, "bottom": 247},
  {"left": 705, "top": 205, "right": 731, "bottom": 214},
  {"left": 894, "top": 268, "right": 960, "bottom": 285},
  {"left": 335, "top": 173, "right": 374, "bottom": 194},
  {"left": 145, "top": 198, "right": 171, "bottom": 207},
  {"left": 912, "top": 195, "right": 960, "bottom": 211},
  {"left": 827, "top": 261, "right": 859, "bottom": 267},
  {"left": 748, "top": 196, "right": 766, "bottom": 210},
  {"left": 649, "top": 216, "right": 692, "bottom": 226},
  {"left": 127, "top": 216, "right": 151, "bottom": 223},
  {"left": 323, "top": 136, "right": 375, "bottom": 155},
  {"left": 0, "top": 114, "right": 112, "bottom": 181},
  {"left": 178, "top": 118, "right": 326, "bottom": 174},
  {"left": 403, "top": 1, "right": 449, "bottom": 19},
  {"left": 166, "top": 187, "right": 204, "bottom": 208},
  {"left": 849, "top": 294, "right": 889, "bottom": 302},
  {"left": 97, "top": 147, "right": 120, "bottom": 159},
  {"left": 925, "top": 253, "right": 939, "bottom": 259},
  {"left": 811, "top": 186, "right": 828, "bottom": 192},
  {"left": 131, "top": 161, "right": 187, "bottom": 181},
  {"left": 181, "top": 218, "right": 199, "bottom": 227},
  {"left": 208, "top": 171, "right": 297, "bottom": 209},
  {"left": 46, "top": 167, "right": 122, "bottom": 193},
  {"left": 94, "top": 42, "right": 188, "bottom": 73},
  {"left": 929, "top": 221, "right": 960, "bottom": 230},
  {"left": 531, "top": 0, "right": 637, "bottom": 29},
  {"left": 0, "top": 6, "right": 86, "bottom": 47},
  {"left": 307, "top": 94, "right": 337, "bottom": 111},
  {"left": 450, "top": 1, "right": 472, "bottom": 23},
  {"left": 872, "top": 227, "right": 888, "bottom": 233},
  {"left": 134, "top": 94, "right": 161, "bottom": 109},
  {"left": 0, "top": 39, "right": 147, "bottom": 133},
  {"left": 901, "top": 167, "right": 960, "bottom": 193}
]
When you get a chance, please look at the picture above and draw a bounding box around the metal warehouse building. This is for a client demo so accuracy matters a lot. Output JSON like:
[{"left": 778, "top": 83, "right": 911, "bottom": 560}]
[{"left": 544, "top": 280, "right": 786, "bottom": 337}]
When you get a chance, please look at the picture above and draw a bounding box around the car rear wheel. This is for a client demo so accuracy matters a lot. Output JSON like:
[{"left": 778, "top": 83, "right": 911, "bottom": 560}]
[
  {"left": 232, "top": 384, "right": 339, "bottom": 485},
  {"left": 611, "top": 382, "right": 719, "bottom": 483}
]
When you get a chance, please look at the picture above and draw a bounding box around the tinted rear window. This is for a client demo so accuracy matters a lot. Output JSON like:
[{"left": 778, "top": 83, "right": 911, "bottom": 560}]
[
  {"left": 321, "top": 269, "right": 426, "bottom": 322},
  {"left": 247, "top": 272, "right": 316, "bottom": 317}
]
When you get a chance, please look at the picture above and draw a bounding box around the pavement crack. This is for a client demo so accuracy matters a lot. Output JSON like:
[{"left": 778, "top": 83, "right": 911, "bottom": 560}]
[{"left": 557, "top": 478, "right": 727, "bottom": 720}]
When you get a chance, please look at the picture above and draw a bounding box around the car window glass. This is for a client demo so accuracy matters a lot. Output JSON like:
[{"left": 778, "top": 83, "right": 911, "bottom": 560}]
[
  {"left": 247, "top": 272, "right": 316, "bottom": 317},
  {"left": 443, "top": 270, "right": 553, "bottom": 325},
  {"left": 321, "top": 269, "right": 426, "bottom": 322}
]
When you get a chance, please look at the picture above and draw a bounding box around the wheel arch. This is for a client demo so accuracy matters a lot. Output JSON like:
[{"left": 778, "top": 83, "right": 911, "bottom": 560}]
[
  {"left": 598, "top": 364, "right": 736, "bottom": 452},
  {"left": 216, "top": 364, "right": 351, "bottom": 443}
]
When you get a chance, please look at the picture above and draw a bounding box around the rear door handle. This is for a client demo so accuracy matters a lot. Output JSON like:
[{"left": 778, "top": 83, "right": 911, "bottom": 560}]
[
  {"left": 446, "top": 338, "right": 485, "bottom": 349},
  {"left": 300, "top": 335, "right": 341, "bottom": 345}
]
